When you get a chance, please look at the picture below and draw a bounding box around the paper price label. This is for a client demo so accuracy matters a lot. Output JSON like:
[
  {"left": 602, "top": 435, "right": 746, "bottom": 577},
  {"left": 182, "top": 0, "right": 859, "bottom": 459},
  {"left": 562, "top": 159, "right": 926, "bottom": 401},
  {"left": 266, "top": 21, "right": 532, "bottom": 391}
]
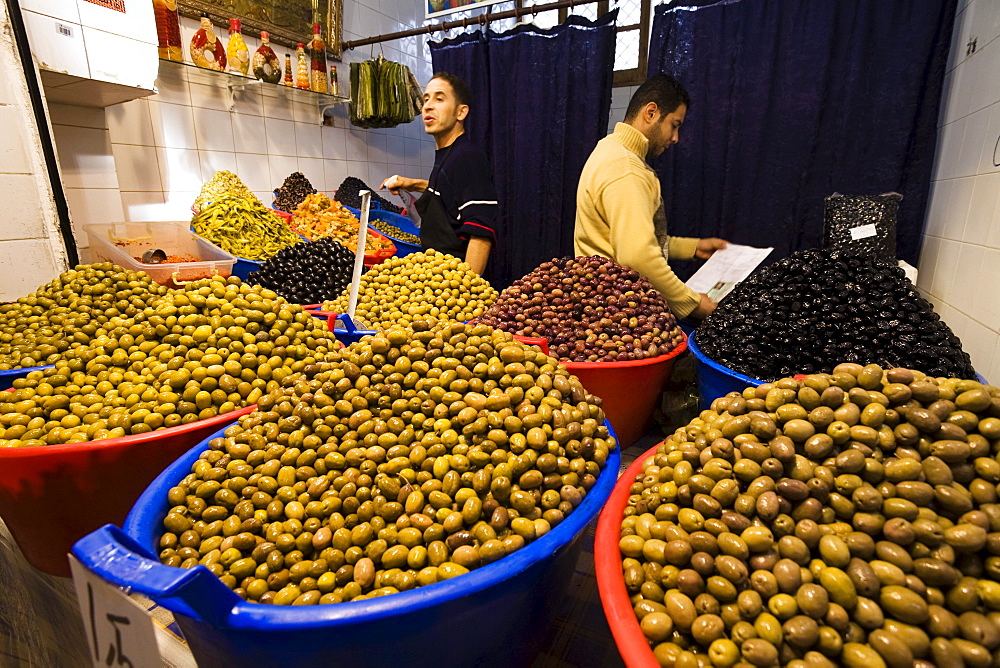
[
  {"left": 849, "top": 223, "right": 878, "bottom": 240},
  {"left": 69, "top": 554, "right": 162, "bottom": 668}
]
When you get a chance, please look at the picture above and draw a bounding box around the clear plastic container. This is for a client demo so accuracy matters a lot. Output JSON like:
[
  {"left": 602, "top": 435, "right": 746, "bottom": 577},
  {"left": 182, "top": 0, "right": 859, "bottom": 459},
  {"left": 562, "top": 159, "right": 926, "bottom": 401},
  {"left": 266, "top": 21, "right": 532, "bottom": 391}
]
[{"left": 86, "top": 222, "right": 236, "bottom": 288}]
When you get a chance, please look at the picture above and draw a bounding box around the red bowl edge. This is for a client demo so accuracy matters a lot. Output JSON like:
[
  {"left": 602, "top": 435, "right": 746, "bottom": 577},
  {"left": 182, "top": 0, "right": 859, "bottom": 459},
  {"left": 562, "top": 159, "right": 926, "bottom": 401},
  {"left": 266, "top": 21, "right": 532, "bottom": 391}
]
[
  {"left": 0, "top": 404, "right": 257, "bottom": 460},
  {"left": 594, "top": 442, "right": 663, "bottom": 668}
]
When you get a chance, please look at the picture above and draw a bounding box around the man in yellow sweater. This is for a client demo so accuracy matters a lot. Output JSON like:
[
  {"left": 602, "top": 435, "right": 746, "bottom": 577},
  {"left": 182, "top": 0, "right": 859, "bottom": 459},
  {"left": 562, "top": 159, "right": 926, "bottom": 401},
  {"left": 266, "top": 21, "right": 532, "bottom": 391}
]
[{"left": 575, "top": 75, "right": 727, "bottom": 320}]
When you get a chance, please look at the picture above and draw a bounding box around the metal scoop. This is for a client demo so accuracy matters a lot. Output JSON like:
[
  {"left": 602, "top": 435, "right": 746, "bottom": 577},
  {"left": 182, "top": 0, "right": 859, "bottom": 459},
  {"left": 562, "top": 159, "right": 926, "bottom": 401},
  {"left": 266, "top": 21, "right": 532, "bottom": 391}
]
[{"left": 141, "top": 249, "right": 168, "bottom": 264}]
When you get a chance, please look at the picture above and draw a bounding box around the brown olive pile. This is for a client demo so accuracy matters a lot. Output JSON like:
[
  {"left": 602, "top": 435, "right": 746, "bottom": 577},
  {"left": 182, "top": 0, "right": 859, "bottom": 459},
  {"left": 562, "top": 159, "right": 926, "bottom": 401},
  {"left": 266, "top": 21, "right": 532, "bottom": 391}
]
[
  {"left": 157, "top": 321, "right": 613, "bottom": 605},
  {"left": 621, "top": 364, "right": 1000, "bottom": 667},
  {"left": 272, "top": 172, "right": 317, "bottom": 213},
  {"left": 475, "top": 256, "right": 683, "bottom": 363},
  {"left": 322, "top": 250, "right": 497, "bottom": 329},
  {"left": 0, "top": 263, "right": 168, "bottom": 370},
  {"left": 0, "top": 276, "right": 338, "bottom": 446}
]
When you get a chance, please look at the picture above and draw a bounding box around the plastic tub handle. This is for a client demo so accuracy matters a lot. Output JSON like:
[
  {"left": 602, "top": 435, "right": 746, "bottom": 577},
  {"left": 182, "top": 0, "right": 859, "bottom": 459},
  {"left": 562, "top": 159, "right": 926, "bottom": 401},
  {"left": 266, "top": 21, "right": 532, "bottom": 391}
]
[
  {"left": 171, "top": 269, "right": 220, "bottom": 285},
  {"left": 331, "top": 313, "right": 360, "bottom": 333},
  {"left": 514, "top": 336, "right": 550, "bottom": 356},
  {"left": 73, "top": 525, "right": 235, "bottom": 626}
]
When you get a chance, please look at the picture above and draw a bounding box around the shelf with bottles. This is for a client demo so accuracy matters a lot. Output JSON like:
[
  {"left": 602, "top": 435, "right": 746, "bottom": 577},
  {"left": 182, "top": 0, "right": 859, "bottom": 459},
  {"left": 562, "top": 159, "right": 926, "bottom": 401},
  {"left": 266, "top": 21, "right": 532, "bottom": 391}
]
[{"left": 157, "top": 57, "right": 348, "bottom": 117}]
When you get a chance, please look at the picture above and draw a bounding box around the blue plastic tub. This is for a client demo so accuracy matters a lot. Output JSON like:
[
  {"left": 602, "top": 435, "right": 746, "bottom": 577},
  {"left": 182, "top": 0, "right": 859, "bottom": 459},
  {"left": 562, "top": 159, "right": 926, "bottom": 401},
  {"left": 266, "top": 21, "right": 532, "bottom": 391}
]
[
  {"left": 0, "top": 364, "right": 54, "bottom": 390},
  {"left": 73, "top": 422, "right": 621, "bottom": 668},
  {"left": 345, "top": 206, "right": 421, "bottom": 258},
  {"left": 688, "top": 332, "right": 764, "bottom": 409},
  {"left": 304, "top": 311, "right": 376, "bottom": 345}
]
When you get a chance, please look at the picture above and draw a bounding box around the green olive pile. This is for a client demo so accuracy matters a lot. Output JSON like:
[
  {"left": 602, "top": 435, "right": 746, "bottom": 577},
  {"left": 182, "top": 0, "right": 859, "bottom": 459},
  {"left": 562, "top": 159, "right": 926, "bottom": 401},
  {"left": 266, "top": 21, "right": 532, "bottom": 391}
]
[
  {"left": 0, "top": 276, "right": 338, "bottom": 446},
  {"left": 322, "top": 250, "right": 497, "bottom": 329},
  {"left": 369, "top": 218, "right": 420, "bottom": 245},
  {"left": 621, "top": 363, "right": 1000, "bottom": 668},
  {"left": 0, "top": 263, "right": 168, "bottom": 370},
  {"left": 157, "top": 321, "right": 613, "bottom": 605}
]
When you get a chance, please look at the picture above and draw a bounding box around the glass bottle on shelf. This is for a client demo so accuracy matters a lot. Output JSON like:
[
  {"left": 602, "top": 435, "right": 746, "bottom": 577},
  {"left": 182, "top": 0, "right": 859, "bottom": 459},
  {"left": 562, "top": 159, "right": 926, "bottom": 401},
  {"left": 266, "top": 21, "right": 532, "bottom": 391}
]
[
  {"left": 252, "top": 31, "right": 281, "bottom": 84},
  {"left": 226, "top": 18, "right": 249, "bottom": 76},
  {"left": 190, "top": 13, "right": 226, "bottom": 71},
  {"left": 307, "top": 23, "right": 328, "bottom": 93},
  {"left": 152, "top": 0, "right": 182, "bottom": 62},
  {"left": 283, "top": 54, "right": 294, "bottom": 86},
  {"left": 330, "top": 65, "right": 340, "bottom": 96},
  {"left": 295, "top": 43, "right": 310, "bottom": 90}
]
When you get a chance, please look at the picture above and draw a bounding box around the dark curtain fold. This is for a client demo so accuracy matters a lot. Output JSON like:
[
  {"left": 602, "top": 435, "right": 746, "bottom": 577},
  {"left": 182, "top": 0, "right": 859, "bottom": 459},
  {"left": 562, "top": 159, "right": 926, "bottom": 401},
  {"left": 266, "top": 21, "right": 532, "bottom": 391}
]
[
  {"left": 429, "top": 14, "right": 618, "bottom": 289},
  {"left": 647, "top": 0, "right": 957, "bottom": 277}
]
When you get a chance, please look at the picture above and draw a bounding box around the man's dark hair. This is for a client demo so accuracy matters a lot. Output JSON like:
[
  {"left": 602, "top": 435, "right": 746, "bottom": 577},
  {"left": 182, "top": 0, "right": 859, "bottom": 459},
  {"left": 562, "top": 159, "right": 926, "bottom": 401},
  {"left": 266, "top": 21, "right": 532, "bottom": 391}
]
[
  {"left": 431, "top": 71, "right": 473, "bottom": 108},
  {"left": 624, "top": 75, "right": 690, "bottom": 122}
]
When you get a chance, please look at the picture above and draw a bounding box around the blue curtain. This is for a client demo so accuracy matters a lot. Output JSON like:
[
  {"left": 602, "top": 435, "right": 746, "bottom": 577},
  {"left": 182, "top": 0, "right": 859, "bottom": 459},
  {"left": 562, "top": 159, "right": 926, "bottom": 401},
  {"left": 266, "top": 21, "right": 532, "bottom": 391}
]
[
  {"left": 647, "top": 0, "right": 957, "bottom": 275},
  {"left": 430, "top": 14, "right": 618, "bottom": 289}
]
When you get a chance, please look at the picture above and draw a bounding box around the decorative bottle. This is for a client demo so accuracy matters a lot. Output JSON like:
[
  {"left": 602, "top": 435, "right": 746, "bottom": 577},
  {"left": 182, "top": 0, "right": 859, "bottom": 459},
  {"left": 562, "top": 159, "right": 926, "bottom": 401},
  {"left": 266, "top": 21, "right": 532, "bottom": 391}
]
[
  {"left": 190, "top": 13, "right": 226, "bottom": 71},
  {"left": 295, "top": 43, "right": 310, "bottom": 90},
  {"left": 226, "top": 18, "right": 249, "bottom": 76},
  {"left": 283, "top": 54, "right": 294, "bottom": 86},
  {"left": 307, "top": 23, "right": 328, "bottom": 93},
  {"left": 252, "top": 31, "right": 281, "bottom": 84},
  {"left": 152, "top": 0, "right": 182, "bottom": 62},
  {"left": 330, "top": 65, "right": 339, "bottom": 96}
]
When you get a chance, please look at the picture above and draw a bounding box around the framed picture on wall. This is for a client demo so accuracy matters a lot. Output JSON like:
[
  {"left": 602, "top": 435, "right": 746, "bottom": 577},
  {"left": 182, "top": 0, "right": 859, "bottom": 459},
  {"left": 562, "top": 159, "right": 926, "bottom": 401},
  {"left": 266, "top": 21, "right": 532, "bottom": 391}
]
[
  {"left": 426, "top": 0, "right": 507, "bottom": 19},
  {"left": 179, "top": 0, "right": 343, "bottom": 58}
]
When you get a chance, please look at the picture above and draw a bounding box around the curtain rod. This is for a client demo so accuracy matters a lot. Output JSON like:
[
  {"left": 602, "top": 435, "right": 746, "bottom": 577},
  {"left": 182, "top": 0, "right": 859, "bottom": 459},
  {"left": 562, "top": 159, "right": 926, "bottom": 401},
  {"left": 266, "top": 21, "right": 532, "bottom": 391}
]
[{"left": 342, "top": 0, "right": 603, "bottom": 50}]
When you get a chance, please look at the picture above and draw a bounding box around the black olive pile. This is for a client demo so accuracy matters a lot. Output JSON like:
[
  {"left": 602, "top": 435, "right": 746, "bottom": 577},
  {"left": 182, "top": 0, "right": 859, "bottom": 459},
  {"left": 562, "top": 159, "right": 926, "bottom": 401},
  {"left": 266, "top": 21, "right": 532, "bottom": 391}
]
[
  {"left": 273, "top": 172, "right": 317, "bottom": 213},
  {"left": 157, "top": 320, "right": 613, "bottom": 605},
  {"left": 0, "top": 276, "right": 338, "bottom": 446},
  {"left": 0, "top": 263, "right": 168, "bottom": 370},
  {"left": 246, "top": 237, "right": 357, "bottom": 306},
  {"left": 475, "top": 256, "right": 683, "bottom": 363},
  {"left": 698, "top": 248, "right": 975, "bottom": 381},
  {"left": 334, "top": 176, "right": 403, "bottom": 214},
  {"left": 622, "top": 364, "right": 1000, "bottom": 667}
]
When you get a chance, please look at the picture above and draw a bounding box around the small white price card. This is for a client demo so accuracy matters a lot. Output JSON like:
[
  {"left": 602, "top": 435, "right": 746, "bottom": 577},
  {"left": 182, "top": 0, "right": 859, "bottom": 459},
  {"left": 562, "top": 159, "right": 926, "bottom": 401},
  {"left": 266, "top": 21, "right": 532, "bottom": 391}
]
[
  {"left": 69, "top": 554, "right": 163, "bottom": 668},
  {"left": 849, "top": 223, "right": 878, "bottom": 240}
]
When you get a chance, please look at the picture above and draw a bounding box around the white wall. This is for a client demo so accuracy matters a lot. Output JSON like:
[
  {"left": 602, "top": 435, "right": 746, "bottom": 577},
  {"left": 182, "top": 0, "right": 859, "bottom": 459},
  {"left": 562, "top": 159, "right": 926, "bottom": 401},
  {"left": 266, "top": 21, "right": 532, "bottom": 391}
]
[
  {"left": 49, "top": 0, "right": 440, "bottom": 262},
  {"left": 0, "top": 2, "right": 68, "bottom": 298},
  {"left": 918, "top": 0, "right": 1000, "bottom": 382}
]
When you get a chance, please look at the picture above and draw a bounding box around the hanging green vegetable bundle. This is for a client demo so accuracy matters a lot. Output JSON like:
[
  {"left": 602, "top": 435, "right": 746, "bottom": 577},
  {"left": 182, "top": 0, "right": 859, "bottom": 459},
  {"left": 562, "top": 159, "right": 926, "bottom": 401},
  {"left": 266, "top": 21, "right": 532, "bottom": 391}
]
[{"left": 350, "top": 55, "right": 423, "bottom": 129}]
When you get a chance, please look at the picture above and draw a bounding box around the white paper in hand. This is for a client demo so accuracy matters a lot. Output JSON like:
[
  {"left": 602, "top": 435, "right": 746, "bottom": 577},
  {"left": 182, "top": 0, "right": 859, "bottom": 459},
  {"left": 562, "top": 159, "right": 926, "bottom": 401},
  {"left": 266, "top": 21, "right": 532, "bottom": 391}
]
[
  {"left": 686, "top": 244, "right": 773, "bottom": 300},
  {"left": 398, "top": 190, "right": 422, "bottom": 229}
]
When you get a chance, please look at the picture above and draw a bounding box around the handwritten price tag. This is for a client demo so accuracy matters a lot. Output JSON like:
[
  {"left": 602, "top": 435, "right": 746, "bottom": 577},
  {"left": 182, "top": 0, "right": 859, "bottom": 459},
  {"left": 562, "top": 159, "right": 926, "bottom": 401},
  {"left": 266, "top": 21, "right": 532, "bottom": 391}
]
[{"left": 69, "top": 554, "right": 162, "bottom": 668}]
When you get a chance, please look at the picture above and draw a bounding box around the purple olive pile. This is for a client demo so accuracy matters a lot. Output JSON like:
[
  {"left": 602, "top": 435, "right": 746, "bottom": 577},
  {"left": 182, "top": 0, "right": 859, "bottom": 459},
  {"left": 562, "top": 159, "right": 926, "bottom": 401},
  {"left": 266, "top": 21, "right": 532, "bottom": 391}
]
[
  {"left": 621, "top": 363, "right": 1000, "bottom": 667},
  {"left": 273, "top": 172, "right": 317, "bottom": 213},
  {"left": 697, "top": 248, "right": 975, "bottom": 381},
  {"left": 475, "top": 256, "right": 683, "bottom": 363},
  {"left": 246, "top": 237, "right": 356, "bottom": 306},
  {"left": 157, "top": 321, "right": 614, "bottom": 605}
]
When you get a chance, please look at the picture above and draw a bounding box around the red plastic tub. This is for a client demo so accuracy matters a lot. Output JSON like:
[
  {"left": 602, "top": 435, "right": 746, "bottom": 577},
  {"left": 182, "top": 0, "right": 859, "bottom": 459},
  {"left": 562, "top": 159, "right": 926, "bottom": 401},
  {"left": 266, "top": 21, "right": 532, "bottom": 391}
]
[
  {"left": 0, "top": 402, "right": 255, "bottom": 576},
  {"left": 594, "top": 441, "right": 662, "bottom": 668},
  {"left": 514, "top": 335, "right": 688, "bottom": 447}
]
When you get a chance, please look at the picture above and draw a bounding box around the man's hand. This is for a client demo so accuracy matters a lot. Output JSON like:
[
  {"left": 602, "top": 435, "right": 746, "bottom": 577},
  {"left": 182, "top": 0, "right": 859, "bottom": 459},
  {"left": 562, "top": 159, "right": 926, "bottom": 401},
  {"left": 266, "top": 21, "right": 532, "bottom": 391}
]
[
  {"left": 695, "top": 237, "right": 728, "bottom": 260},
  {"left": 379, "top": 175, "right": 428, "bottom": 195},
  {"left": 380, "top": 175, "right": 408, "bottom": 195},
  {"left": 687, "top": 293, "right": 717, "bottom": 321}
]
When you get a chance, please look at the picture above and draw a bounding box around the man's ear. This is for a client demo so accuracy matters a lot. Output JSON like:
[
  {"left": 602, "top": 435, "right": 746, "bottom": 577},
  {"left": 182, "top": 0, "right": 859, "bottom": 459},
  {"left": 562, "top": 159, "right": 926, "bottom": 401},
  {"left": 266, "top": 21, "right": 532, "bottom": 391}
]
[
  {"left": 456, "top": 104, "right": 470, "bottom": 122},
  {"left": 644, "top": 102, "right": 660, "bottom": 121}
]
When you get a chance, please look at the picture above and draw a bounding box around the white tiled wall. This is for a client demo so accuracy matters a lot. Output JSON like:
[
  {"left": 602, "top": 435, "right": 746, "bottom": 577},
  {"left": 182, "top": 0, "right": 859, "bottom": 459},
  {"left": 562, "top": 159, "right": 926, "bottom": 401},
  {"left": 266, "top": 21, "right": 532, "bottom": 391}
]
[
  {"left": 51, "top": 0, "right": 440, "bottom": 255},
  {"left": 918, "top": 0, "right": 1000, "bottom": 383},
  {"left": 0, "top": 1, "right": 67, "bottom": 299}
]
